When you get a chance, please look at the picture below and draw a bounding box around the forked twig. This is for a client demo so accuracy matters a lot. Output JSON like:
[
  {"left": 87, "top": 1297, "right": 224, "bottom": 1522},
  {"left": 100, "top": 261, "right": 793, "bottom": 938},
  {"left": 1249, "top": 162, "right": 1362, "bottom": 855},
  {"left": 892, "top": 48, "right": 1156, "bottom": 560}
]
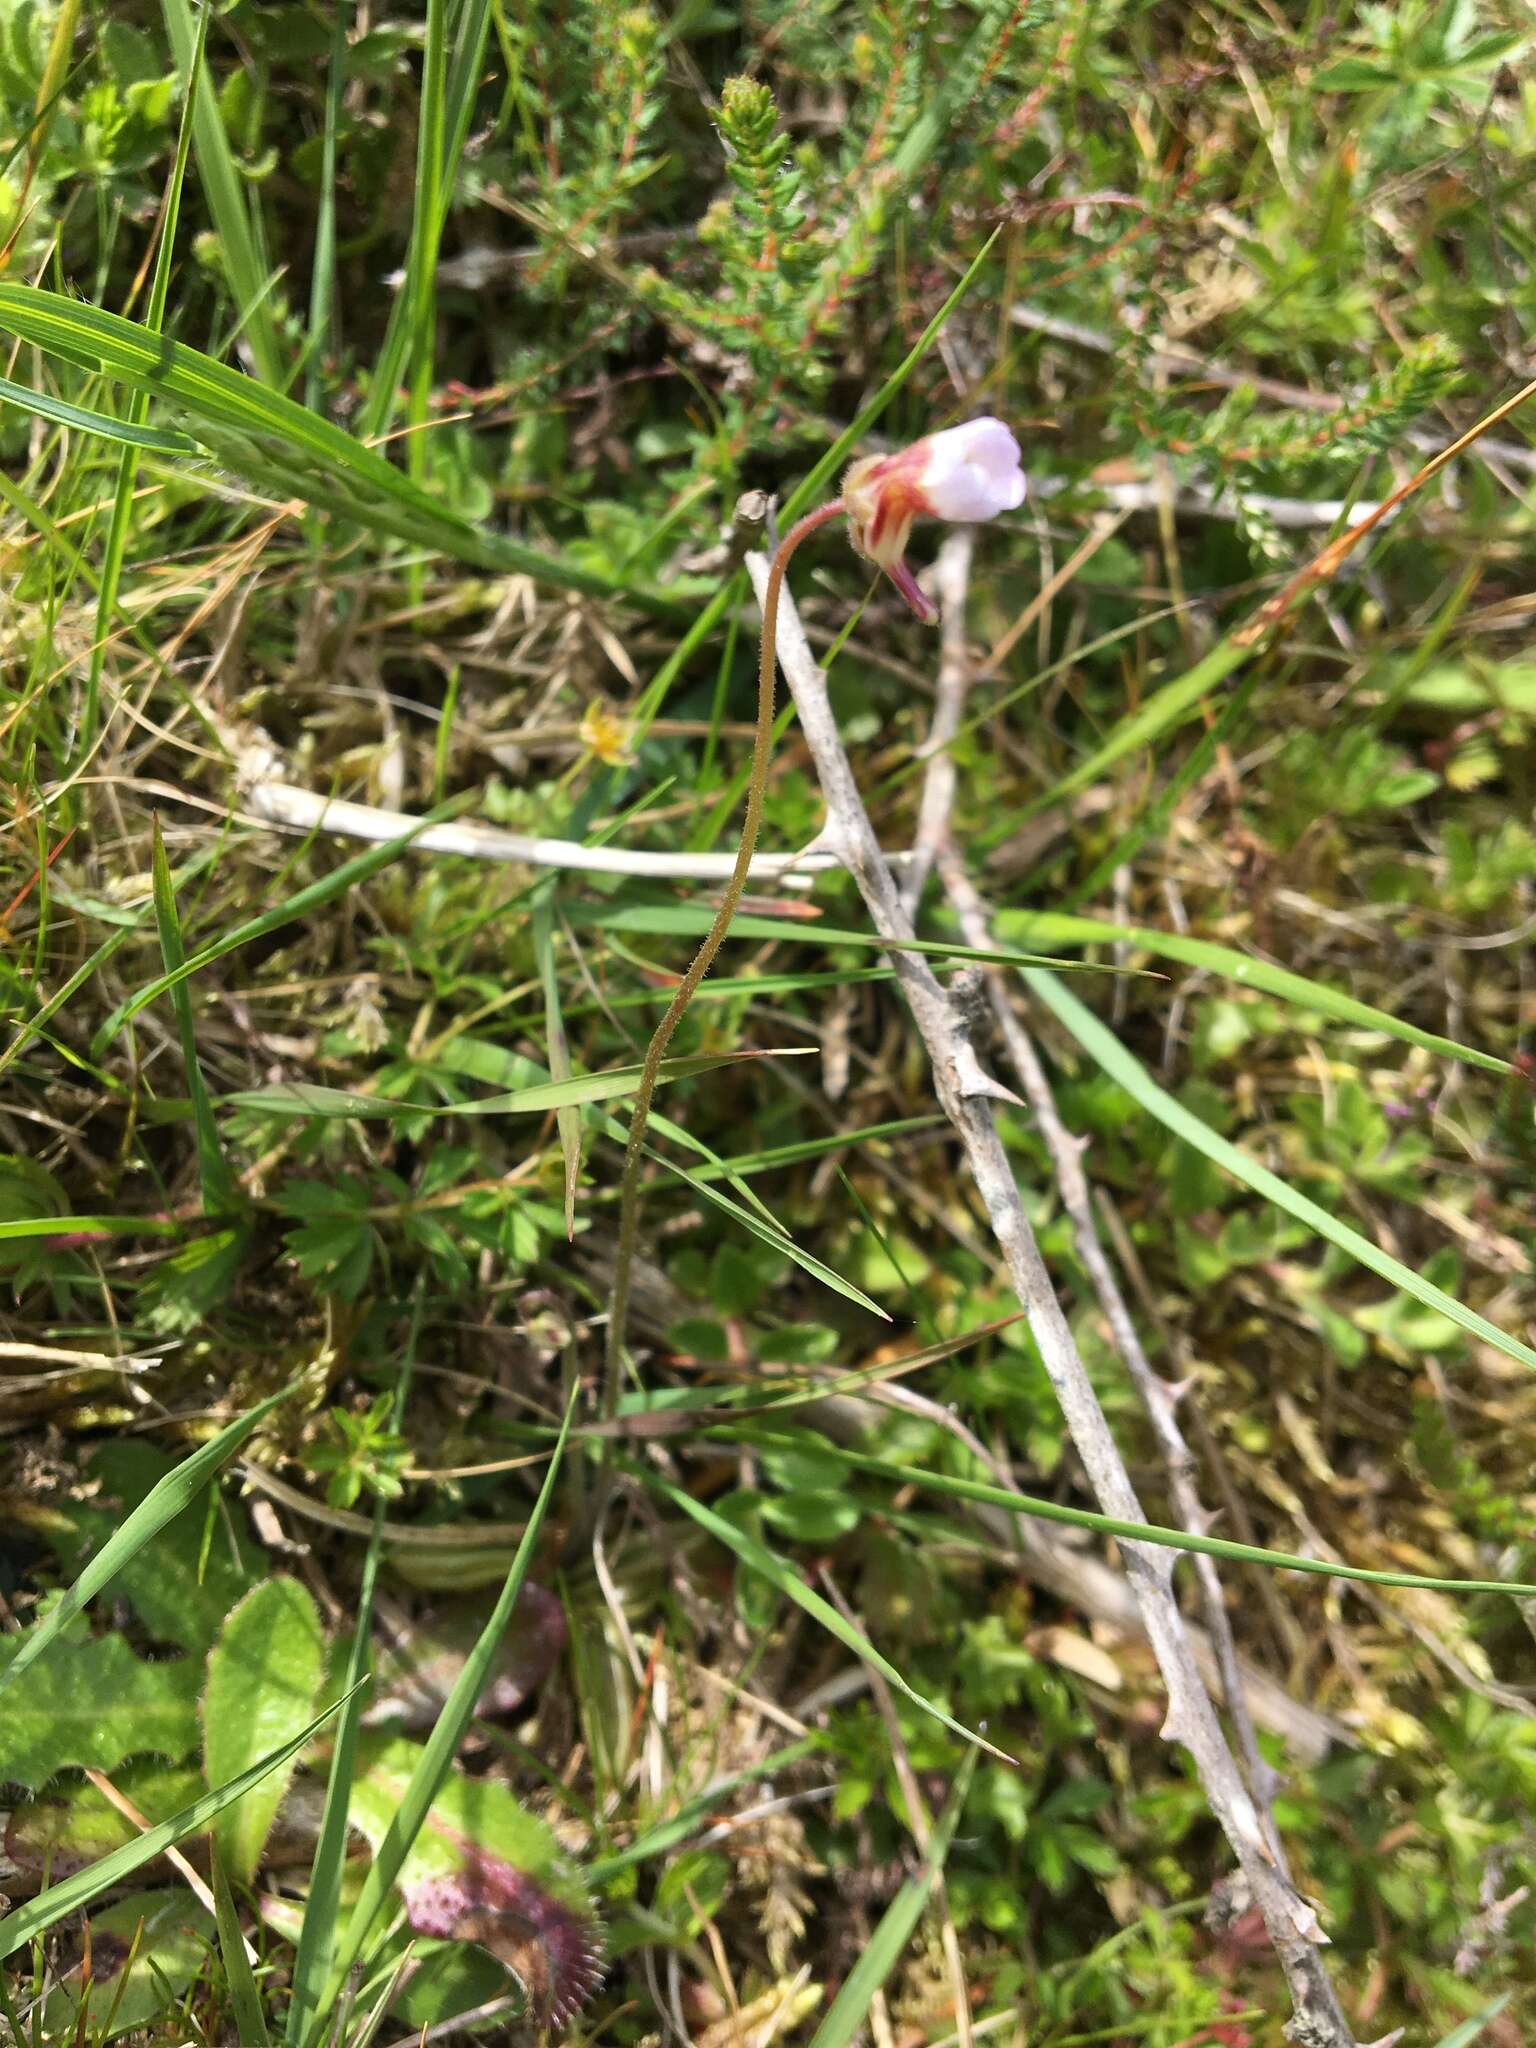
[{"left": 745, "top": 550, "right": 1368, "bottom": 2048}]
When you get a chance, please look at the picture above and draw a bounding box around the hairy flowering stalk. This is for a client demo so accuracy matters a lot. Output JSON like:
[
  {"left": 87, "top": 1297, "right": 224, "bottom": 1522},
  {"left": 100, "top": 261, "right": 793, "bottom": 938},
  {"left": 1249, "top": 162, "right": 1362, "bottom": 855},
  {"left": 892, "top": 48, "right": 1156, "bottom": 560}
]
[{"left": 603, "top": 420, "right": 1025, "bottom": 1413}]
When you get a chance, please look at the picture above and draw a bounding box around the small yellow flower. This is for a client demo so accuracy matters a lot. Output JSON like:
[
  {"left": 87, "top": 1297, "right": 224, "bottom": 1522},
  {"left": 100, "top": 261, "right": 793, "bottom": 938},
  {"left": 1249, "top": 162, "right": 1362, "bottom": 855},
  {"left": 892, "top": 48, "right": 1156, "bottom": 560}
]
[{"left": 580, "top": 699, "right": 631, "bottom": 766}]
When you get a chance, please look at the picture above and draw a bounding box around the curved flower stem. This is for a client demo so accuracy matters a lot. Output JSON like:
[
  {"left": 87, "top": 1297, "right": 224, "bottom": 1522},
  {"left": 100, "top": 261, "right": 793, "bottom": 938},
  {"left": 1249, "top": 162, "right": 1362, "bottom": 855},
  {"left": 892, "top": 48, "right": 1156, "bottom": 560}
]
[{"left": 603, "top": 498, "right": 847, "bottom": 1418}]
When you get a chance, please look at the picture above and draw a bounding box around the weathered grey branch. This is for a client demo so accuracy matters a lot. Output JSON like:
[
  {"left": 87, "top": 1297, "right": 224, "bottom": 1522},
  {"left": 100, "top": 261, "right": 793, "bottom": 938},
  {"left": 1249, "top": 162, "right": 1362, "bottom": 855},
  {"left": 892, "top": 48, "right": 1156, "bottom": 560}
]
[
  {"left": 940, "top": 857, "right": 1283, "bottom": 1824},
  {"left": 745, "top": 549, "right": 1366, "bottom": 2048}
]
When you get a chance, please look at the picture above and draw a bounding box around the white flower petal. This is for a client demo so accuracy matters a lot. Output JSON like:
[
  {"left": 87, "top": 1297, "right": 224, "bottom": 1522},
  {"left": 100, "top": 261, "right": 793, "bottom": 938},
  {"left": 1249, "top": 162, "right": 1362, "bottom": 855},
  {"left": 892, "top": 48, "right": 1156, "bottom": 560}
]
[{"left": 919, "top": 418, "right": 1026, "bottom": 523}]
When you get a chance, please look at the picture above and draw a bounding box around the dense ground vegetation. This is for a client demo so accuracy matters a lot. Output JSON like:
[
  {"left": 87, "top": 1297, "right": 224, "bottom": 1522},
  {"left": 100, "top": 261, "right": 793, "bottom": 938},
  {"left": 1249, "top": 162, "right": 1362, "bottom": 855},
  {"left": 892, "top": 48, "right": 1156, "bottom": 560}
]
[{"left": 2, "top": 1, "right": 1535, "bottom": 2042}]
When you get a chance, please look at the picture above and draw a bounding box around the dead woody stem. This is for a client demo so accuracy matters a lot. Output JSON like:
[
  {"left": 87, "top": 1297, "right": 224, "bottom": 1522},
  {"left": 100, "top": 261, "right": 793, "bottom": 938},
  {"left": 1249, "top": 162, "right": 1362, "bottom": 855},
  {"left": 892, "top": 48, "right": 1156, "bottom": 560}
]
[{"left": 744, "top": 549, "right": 1367, "bottom": 2048}]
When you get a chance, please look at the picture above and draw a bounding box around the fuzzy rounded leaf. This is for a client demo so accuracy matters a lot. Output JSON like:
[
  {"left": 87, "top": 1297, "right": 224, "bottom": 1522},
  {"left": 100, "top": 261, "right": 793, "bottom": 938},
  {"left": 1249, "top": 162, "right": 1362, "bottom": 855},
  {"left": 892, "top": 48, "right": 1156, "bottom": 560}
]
[{"left": 202, "top": 1577, "right": 326, "bottom": 1882}]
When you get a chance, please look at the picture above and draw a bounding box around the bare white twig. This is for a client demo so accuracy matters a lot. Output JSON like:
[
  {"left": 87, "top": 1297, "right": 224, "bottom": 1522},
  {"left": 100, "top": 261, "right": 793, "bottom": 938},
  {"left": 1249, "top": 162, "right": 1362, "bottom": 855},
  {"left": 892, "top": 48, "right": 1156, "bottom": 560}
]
[
  {"left": 239, "top": 775, "right": 918, "bottom": 886},
  {"left": 941, "top": 859, "right": 1283, "bottom": 1825},
  {"left": 745, "top": 549, "right": 1363, "bottom": 2048}
]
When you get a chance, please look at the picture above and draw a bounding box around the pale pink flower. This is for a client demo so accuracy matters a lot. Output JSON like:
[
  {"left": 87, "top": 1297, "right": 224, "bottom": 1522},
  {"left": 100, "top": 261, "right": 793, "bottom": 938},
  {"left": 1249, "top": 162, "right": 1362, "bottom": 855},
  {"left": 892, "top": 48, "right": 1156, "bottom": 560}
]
[{"left": 842, "top": 417, "right": 1026, "bottom": 622}]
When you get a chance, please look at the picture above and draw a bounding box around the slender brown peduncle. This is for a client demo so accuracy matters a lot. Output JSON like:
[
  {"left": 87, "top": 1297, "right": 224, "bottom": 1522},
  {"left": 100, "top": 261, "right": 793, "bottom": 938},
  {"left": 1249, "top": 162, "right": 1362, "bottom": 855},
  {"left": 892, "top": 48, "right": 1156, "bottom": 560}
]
[{"left": 602, "top": 498, "right": 847, "bottom": 1419}]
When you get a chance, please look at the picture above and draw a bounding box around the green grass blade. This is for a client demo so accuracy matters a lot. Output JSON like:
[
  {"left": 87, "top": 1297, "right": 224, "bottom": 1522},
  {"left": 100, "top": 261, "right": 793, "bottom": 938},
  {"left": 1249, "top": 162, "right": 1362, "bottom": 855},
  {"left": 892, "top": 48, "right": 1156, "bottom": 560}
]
[
  {"left": 806, "top": 1760, "right": 974, "bottom": 2048},
  {"left": 302, "top": 0, "right": 348, "bottom": 413},
  {"left": 0, "top": 1212, "right": 180, "bottom": 1241},
  {"left": 308, "top": 1390, "right": 578, "bottom": 2035},
  {"left": 159, "top": 0, "right": 284, "bottom": 388},
  {"left": 637, "top": 1468, "right": 1008, "bottom": 1759},
  {"left": 285, "top": 1318, "right": 419, "bottom": 2048},
  {"left": 404, "top": 0, "right": 447, "bottom": 515},
  {"left": 151, "top": 818, "right": 236, "bottom": 1211},
  {"left": 670, "top": 1162, "right": 890, "bottom": 1319},
  {"left": 1064, "top": 667, "right": 1259, "bottom": 911},
  {"left": 81, "top": 0, "right": 211, "bottom": 759},
  {"left": 1432, "top": 1998, "right": 1512, "bottom": 2048},
  {"left": 363, "top": 0, "right": 493, "bottom": 441},
  {"left": 0, "top": 1382, "right": 296, "bottom": 1693},
  {"left": 719, "top": 1428, "right": 1536, "bottom": 1600},
  {"left": 1023, "top": 633, "right": 1251, "bottom": 817},
  {"left": 991, "top": 911, "right": 1512, "bottom": 1076},
  {"left": 222, "top": 1048, "right": 810, "bottom": 1122},
  {"left": 533, "top": 894, "right": 582, "bottom": 1236},
  {"left": 0, "top": 1684, "right": 362, "bottom": 1960},
  {"left": 0, "top": 376, "right": 196, "bottom": 452},
  {"left": 572, "top": 900, "right": 1509, "bottom": 1075},
  {"left": 0, "top": 287, "right": 658, "bottom": 610},
  {"left": 1027, "top": 966, "right": 1536, "bottom": 1373},
  {"left": 565, "top": 897, "right": 1085, "bottom": 970},
  {"left": 210, "top": 1848, "right": 272, "bottom": 2048}
]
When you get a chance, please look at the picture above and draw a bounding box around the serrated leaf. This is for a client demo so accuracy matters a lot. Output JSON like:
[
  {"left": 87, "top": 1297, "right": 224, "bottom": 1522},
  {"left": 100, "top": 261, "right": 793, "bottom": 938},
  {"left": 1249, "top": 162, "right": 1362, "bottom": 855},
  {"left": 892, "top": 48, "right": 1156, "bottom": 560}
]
[
  {"left": 0, "top": 1633, "right": 201, "bottom": 1790},
  {"left": 0, "top": 1684, "right": 360, "bottom": 1961},
  {"left": 203, "top": 1578, "right": 327, "bottom": 1882},
  {"left": 349, "top": 1734, "right": 604, "bottom": 2027}
]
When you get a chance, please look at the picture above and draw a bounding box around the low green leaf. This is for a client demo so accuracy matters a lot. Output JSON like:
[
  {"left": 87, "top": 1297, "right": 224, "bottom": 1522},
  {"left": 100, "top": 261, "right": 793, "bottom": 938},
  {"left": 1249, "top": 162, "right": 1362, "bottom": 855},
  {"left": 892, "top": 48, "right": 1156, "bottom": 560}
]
[
  {"left": 4, "top": 1762, "right": 204, "bottom": 1876},
  {"left": 348, "top": 1733, "right": 602, "bottom": 2025},
  {"left": 310, "top": 1393, "right": 578, "bottom": 2038},
  {"left": 39, "top": 1888, "right": 216, "bottom": 2042},
  {"left": 203, "top": 1579, "right": 327, "bottom": 1883}
]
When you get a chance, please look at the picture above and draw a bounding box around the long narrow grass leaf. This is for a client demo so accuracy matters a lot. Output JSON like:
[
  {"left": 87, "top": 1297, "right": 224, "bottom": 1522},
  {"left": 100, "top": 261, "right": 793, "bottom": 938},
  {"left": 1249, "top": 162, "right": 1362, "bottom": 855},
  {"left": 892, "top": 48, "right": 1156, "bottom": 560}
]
[
  {"left": 223, "top": 1048, "right": 810, "bottom": 1122},
  {"left": 0, "top": 1382, "right": 295, "bottom": 1692},
  {"left": 638, "top": 1468, "right": 1008, "bottom": 1758},
  {"left": 159, "top": 0, "right": 284, "bottom": 386},
  {"left": 726, "top": 1430, "right": 1536, "bottom": 1598},
  {"left": 0, "top": 286, "right": 660, "bottom": 608},
  {"left": 1432, "top": 1998, "right": 1513, "bottom": 2048},
  {"left": 567, "top": 900, "right": 1509, "bottom": 1076},
  {"left": 80, "top": 0, "right": 210, "bottom": 758},
  {"left": 210, "top": 1849, "right": 271, "bottom": 2048},
  {"left": 0, "top": 377, "right": 196, "bottom": 452},
  {"left": 309, "top": 1390, "right": 578, "bottom": 2034},
  {"left": 806, "top": 1761, "right": 973, "bottom": 2048},
  {"left": 151, "top": 818, "right": 236, "bottom": 1209},
  {"left": 1027, "top": 967, "right": 1536, "bottom": 1372},
  {"left": 285, "top": 1317, "right": 419, "bottom": 2048}
]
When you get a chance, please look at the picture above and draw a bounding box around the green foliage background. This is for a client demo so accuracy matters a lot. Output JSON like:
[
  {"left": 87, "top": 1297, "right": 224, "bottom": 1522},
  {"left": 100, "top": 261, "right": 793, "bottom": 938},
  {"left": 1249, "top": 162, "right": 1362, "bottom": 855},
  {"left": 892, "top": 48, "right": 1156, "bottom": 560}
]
[{"left": 1, "top": 0, "right": 1535, "bottom": 2042}]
